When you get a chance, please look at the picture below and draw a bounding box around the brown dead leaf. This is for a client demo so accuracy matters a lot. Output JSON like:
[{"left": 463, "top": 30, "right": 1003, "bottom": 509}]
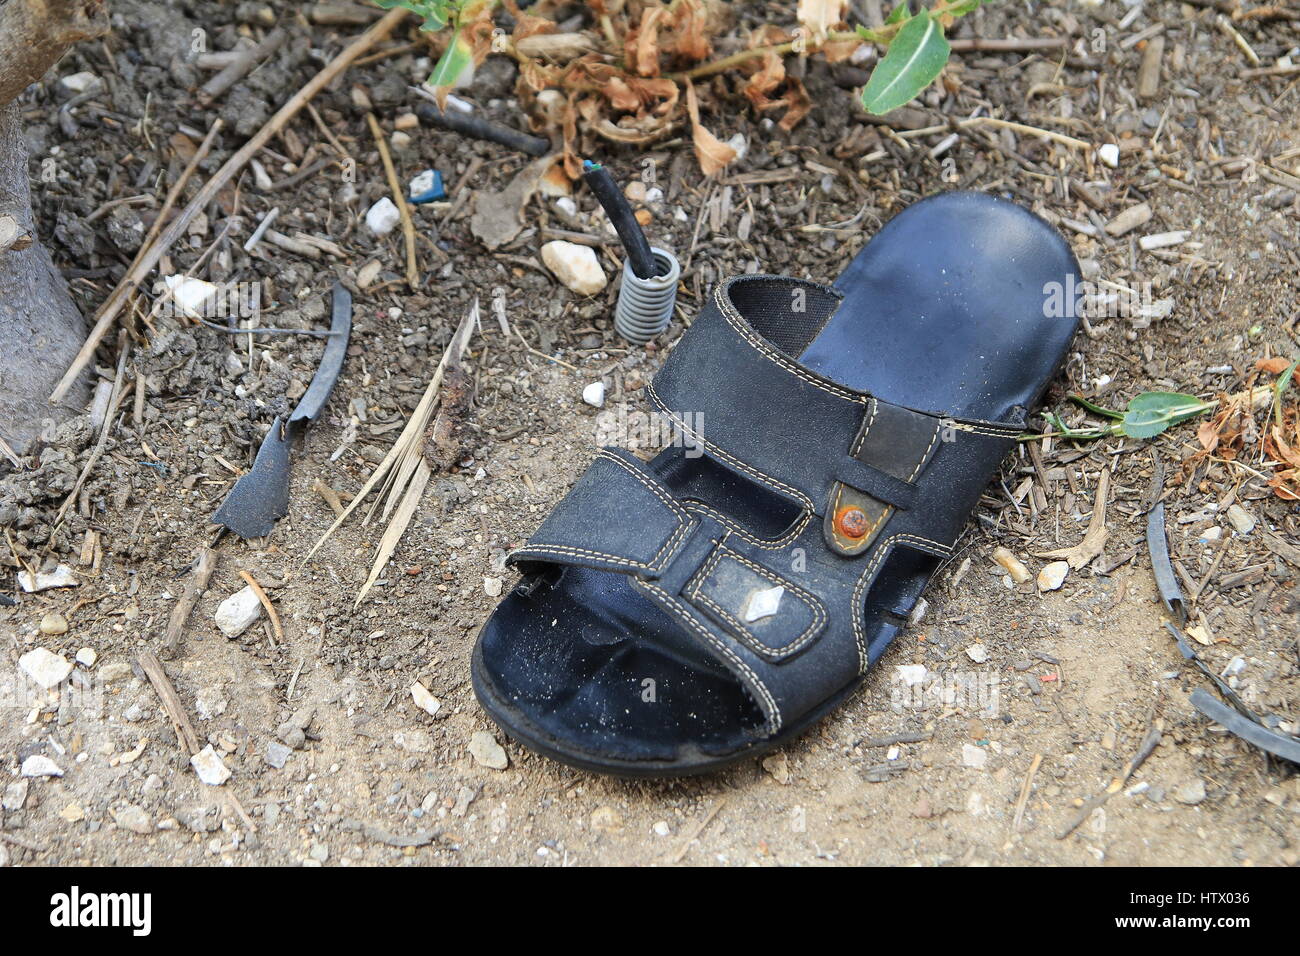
[
  {"left": 630, "top": 6, "right": 666, "bottom": 77},
  {"left": 685, "top": 79, "right": 736, "bottom": 176},
  {"left": 1256, "top": 356, "right": 1293, "bottom": 375},
  {"left": 777, "top": 75, "right": 812, "bottom": 131},
  {"left": 663, "top": 0, "right": 714, "bottom": 61},
  {"left": 1265, "top": 407, "right": 1300, "bottom": 500},
  {"left": 797, "top": 0, "right": 848, "bottom": 37}
]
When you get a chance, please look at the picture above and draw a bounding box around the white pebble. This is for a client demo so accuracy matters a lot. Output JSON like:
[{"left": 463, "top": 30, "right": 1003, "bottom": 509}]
[
  {"left": 1097, "top": 143, "right": 1120, "bottom": 168},
  {"left": 582, "top": 381, "right": 606, "bottom": 408},
  {"left": 75, "top": 647, "right": 97, "bottom": 668},
  {"left": 541, "top": 240, "right": 607, "bottom": 296},
  {"left": 215, "top": 585, "right": 263, "bottom": 638},
  {"left": 1037, "top": 560, "right": 1070, "bottom": 592},
  {"left": 19, "top": 648, "right": 73, "bottom": 689},
  {"left": 410, "top": 681, "right": 442, "bottom": 717},
  {"left": 190, "top": 745, "right": 231, "bottom": 786},
  {"left": 365, "top": 196, "right": 401, "bottom": 236},
  {"left": 21, "top": 755, "right": 63, "bottom": 778}
]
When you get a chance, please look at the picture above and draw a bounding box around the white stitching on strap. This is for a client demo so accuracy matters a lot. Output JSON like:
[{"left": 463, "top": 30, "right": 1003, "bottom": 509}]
[
  {"left": 907, "top": 419, "right": 944, "bottom": 483},
  {"left": 683, "top": 501, "right": 810, "bottom": 550},
  {"left": 634, "top": 578, "right": 783, "bottom": 734},
  {"left": 647, "top": 382, "right": 815, "bottom": 510},
  {"left": 510, "top": 450, "right": 691, "bottom": 573},
  {"left": 687, "top": 543, "right": 826, "bottom": 658},
  {"left": 712, "top": 280, "right": 868, "bottom": 406},
  {"left": 850, "top": 533, "right": 952, "bottom": 674}
]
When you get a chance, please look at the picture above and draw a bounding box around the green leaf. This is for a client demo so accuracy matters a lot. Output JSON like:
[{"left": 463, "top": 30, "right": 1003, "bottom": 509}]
[
  {"left": 426, "top": 26, "right": 474, "bottom": 87},
  {"left": 885, "top": 2, "right": 912, "bottom": 24},
  {"left": 943, "top": 0, "right": 985, "bottom": 17},
  {"left": 1274, "top": 357, "right": 1298, "bottom": 430},
  {"left": 1120, "top": 391, "right": 1216, "bottom": 439},
  {"left": 1067, "top": 394, "right": 1124, "bottom": 420},
  {"left": 860, "top": 10, "right": 951, "bottom": 115}
]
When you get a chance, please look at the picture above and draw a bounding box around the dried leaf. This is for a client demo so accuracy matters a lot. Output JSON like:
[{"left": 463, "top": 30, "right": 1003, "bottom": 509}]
[
  {"left": 798, "top": 0, "right": 848, "bottom": 36},
  {"left": 685, "top": 79, "right": 736, "bottom": 176},
  {"left": 631, "top": 6, "right": 665, "bottom": 77}
]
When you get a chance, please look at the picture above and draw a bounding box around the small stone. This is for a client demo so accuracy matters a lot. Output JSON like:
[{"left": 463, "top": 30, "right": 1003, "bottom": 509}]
[
  {"left": 541, "top": 240, "right": 607, "bottom": 295},
  {"left": 1097, "top": 143, "right": 1120, "bottom": 167},
  {"left": 1222, "top": 656, "right": 1247, "bottom": 678},
  {"left": 624, "top": 180, "right": 648, "bottom": 202},
  {"left": 762, "top": 752, "right": 791, "bottom": 784},
  {"left": 21, "top": 754, "right": 63, "bottom": 778},
  {"left": 1226, "top": 504, "right": 1255, "bottom": 535},
  {"left": 61, "top": 71, "right": 101, "bottom": 93},
  {"left": 591, "top": 806, "right": 623, "bottom": 830},
  {"left": 190, "top": 745, "right": 231, "bottom": 786},
  {"left": 215, "top": 585, "right": 263, "bottom": 638},
  {"left": 98, "top": 662, "right": 132, "bottom": 683},
  {"left": 356, "top": 259, "right": 383, "bottom": 289},
  {"left": 652, "top": 820, "right": 671, "bottom": 836},
  {"left": 365, "top": 196, "right": 401, "bottom": 236},
  {"left": 264, "top": 740, "right": 292, "bottom": 769},
  {"left": 726, "top": 132, "right": 748, "bottom": 162},
  {"left": 1173, "top": 778, "right": 1207, "bottom": 806},
  {"left": 113, "top": 805, "right": 153, "bottom": 835},
  {"left": 469, "top": 730, "right": 508, "bottom": 770},
  {"left": 991, "top": 546, "right": 1032, "bottom": 584},
  {"left": 75, "top": 647, "right": 97, "bottom": 667},
  {"left": 2, "top": 779, "right": 28, "bottom": 811},
  {"left": 19, "top": 648, "right": 73, "bottom": 689},
  {"left": 39, "top": 612, "right": 69, "bottom": 635},
  {"left": 394, "top": 729, "right": 433, "bottom": 753},
  {"left": 163, "top": 275, "right": 220, "bottom": 318},
  {"left": 450, "top": 786, "right": 477, "bottom": 817},
  {"left": 1037, "top": 560, "right": 1070, "bottom": 592},
  {"left": 895, "top": 664, "right": 928, "bottom": 687},
  {"left": 581, "top": 381, "right": 606, "bottom": 408},
  {"left": 59, "top": 802, "right": 85, "bottom": 822},
  {"left": 965, "top": 643, "right": 989, "bottom": 664},
  {"left": 482, "top": 576, "right": 503, "bottom": 598},
  {"left": 410, "top": 681, "right": 441, "bottom": 717},
  {"left": 961, "top": 743, "right": 987, "bottom": 769},
  {"left": 17, "top": 563, "right": 78, "bottom": 592},
  {"left": 309, "top": 843, "right": 329, "bottom": 863}
]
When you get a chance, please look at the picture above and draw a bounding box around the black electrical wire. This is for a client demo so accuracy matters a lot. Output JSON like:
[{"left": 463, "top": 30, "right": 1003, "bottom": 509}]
[{"left": 582, "top": 159, "right": 660, "bottom": 279}]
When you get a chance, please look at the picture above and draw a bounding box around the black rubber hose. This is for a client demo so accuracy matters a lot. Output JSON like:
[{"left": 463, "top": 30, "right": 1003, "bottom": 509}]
[
  {"left": 414, "top": 99, "right": 551, "bottom": 157},
  {"left": 582, "top": 160, "right": 659, "bottom": 279}
]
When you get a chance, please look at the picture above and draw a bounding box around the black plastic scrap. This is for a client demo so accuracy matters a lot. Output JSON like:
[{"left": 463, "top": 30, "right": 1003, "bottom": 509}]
[
  {"left": 1146, "top": 502, "right": 1185, "bottom": 623},
  {"left": 212, "top": 282, "right": 352, "bottom": 538},
  {"left": 412, "top": 94, "right": 551, "bottom": 157},
  {"left": 1164, "top": 621, "right": 1300, "bottom": 766},
  {"left": 1192, "top": 689, "right": 1300, "bottom": 765}
]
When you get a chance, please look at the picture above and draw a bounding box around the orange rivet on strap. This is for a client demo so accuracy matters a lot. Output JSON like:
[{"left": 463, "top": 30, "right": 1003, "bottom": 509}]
[{"left": 835, "top": 505, "right": 870, "bottom": 539}]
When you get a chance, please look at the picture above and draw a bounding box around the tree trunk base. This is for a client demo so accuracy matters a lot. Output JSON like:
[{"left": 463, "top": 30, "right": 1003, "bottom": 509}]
[{"left": 0, "top": 103, "right": 91, "bottom": 454}]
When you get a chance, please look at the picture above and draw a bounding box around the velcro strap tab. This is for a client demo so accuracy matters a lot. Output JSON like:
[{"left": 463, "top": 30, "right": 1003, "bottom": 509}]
[
  {"left": 852, "top": 398, "right": 943, "bottom": 484},
  {"left": 507, "top": 449, "right": 691, "bottom": 578}
]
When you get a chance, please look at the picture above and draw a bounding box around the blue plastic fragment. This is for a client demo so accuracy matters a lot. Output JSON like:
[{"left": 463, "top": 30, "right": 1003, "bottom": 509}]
[{"left": 408, "top": 169, "right": 447, "bottom": 204}]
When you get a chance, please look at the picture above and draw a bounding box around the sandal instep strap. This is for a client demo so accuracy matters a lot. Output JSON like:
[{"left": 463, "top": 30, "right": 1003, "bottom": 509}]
[
  {"left": 650, "top": 274, "right": 1022, "bottom": 556},
  {"left": 507, "top": 448, "right": 693, "bottom": 577}
]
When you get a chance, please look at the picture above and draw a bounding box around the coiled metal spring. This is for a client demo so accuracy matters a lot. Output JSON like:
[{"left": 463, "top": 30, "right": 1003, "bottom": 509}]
[{"left": 614, "top": 248, "right": 680, "bottom": 345}]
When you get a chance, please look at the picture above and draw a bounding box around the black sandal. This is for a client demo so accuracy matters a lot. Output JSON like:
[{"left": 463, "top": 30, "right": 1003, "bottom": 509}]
[{"left": 472, "top": 192, "right": 1081, "bottom": 776}]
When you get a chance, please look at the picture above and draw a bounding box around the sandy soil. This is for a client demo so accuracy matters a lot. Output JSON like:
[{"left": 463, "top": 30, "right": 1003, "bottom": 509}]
[{"left": 1, "top": 0, "right": 1298, "bottom": 866}]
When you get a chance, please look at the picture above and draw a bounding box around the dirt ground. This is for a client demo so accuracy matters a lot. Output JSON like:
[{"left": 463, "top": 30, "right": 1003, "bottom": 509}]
[{"left": 2, "top": 0, "right": 1298, "bottom": 867}]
